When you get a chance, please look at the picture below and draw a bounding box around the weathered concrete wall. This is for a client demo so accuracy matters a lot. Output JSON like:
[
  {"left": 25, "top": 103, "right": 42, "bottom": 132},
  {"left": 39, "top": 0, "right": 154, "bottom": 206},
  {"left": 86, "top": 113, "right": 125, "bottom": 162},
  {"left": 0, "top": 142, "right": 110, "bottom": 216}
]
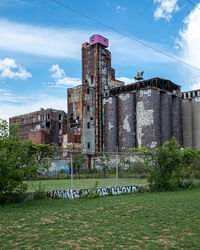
[
  {"left": 172, "top": 96, "right": 182, "bottom": 145},
  {"left": 160, "top": 92, "right": 172, "bottom": 145},
  {"left": 136, "top": 88, "right": 161, "bottom": 149},
  {"left": 182, "top": 99, "right": 193, "bottom": 148},
  {"left": 118, "top": 93, "right": 136, "bottom": 151},
  {"left": 104, "top": 96, "right": 118, "bottom": 152},
  {"left": 192, "top": 98, "right": 200, "bottom": 150}
]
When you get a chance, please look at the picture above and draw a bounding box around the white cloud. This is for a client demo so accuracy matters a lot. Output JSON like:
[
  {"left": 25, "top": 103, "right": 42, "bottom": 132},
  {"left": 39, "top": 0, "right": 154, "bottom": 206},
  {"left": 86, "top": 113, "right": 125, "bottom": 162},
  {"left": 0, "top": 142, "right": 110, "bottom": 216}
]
[
  {"left": 0, "top": 58, "right": 32, "bottom": 80},
  {"left": 154, "top": 0, "right": 179, "bottom": 21},
  {"left": 116, "top": 77, "right": 135, "bottom": 85},
  {"left": 0, "top": 93, "right": 67, "bottom": 122},
  {"left": 49, "top": 64, "right": 66, "bottom": 79},
  {"left": 0, "top": 18, "right": 176, "bottom": 66},
  {"left": 190, "top": 81, "right": 200, "bottom": 90},
  {"left": 177, "top": 4, "right": 200, "bottom": 90},
  {"left": 47, "top": 64, "right": 81, "bottom": 88},
  {"left": 0, "top": 19, "right": 89, "bottom": 60}
]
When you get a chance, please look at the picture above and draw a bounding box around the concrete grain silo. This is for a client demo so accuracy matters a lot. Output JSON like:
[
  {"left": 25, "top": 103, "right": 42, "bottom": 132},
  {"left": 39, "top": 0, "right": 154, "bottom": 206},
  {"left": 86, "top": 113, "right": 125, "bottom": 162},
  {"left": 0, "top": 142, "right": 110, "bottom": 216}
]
[
  {"left": 160, "top": 92, "right": 172, "bottom": 145},
  {"left": 172, "top": 96, "right": 182, "bottom": 145},
  {"left": 192, "top": 98, "right": 200, "bottom": 150},
  {"left": 182, "top": 99, "right": 193, "bottom": 148},
  {"left": 136, "top": 88, "right": 161, "bottom": 149},
  {"left": 118, "top": 93, "right": 136, "bottom": 152},
  {"left": 104, "top": 96, "right": 118, "bottom": 152}
]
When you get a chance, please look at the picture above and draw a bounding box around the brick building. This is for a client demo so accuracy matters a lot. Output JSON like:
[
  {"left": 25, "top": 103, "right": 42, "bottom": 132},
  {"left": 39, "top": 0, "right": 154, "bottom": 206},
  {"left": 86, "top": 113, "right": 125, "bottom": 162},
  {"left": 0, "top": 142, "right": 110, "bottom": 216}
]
[{"left": 9, "top": 108, "right": 67, "bottom": 146}]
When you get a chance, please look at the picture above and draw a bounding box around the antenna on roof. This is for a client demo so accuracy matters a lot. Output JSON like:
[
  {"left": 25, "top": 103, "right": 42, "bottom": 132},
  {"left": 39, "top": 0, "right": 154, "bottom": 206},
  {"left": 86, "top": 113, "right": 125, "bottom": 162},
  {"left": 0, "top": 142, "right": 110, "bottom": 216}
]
[{"left": 134, "top": 71, "right": 144, "bottom": 81}]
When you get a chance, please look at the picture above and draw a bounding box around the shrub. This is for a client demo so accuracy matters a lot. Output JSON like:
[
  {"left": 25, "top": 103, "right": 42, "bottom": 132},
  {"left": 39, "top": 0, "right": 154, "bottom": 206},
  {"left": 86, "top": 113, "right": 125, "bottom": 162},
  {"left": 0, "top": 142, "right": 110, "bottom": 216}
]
[
  {"left": 0, "top": 119, "right": 51, "bottom": 204},
  {"left": 131, "top": 137, "right": 199, "bottom": 191}
]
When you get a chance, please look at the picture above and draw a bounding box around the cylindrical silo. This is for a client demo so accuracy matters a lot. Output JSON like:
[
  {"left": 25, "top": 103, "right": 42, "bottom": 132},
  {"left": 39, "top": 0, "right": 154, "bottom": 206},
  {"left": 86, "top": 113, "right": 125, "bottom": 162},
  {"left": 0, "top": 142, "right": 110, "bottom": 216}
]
[
  {"left": 118, "top": 93, "right": 136, "bottom": 152},
  {"left": 192, "top": 98, "right": 200, "bottom": 150},
  {"left": 136, "top": 88, "right": 161, "bottom": 149},
  {"left": 182, "top": 99, "right": 193, "bottom": 149},
  {"left": 160, "top": 92, "right": 172, "bottom": 145},
  {"left": 104, "top": 96, "right": 118, "bottom": 152},
  {"left": 172, "top": 96, "right": 182, "bottom": 145}
]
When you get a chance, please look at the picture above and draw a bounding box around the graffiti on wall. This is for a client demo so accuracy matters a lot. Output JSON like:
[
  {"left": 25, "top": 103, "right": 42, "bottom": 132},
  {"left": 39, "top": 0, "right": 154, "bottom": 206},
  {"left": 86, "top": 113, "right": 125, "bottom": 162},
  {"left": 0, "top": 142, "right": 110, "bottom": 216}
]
[{"left": 48, "top": 185, "right": 138, "bottom": 199}]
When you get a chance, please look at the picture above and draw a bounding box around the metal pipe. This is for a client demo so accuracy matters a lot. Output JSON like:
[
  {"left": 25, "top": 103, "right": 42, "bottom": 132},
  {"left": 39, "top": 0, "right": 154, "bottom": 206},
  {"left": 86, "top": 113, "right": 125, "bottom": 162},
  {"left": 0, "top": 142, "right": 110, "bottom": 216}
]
[
  {"left": 71, "top": 153, "right": 73, "bottom": 190},
  {"left": 116, "top": 151, "right": 118, "bottom": 187}
]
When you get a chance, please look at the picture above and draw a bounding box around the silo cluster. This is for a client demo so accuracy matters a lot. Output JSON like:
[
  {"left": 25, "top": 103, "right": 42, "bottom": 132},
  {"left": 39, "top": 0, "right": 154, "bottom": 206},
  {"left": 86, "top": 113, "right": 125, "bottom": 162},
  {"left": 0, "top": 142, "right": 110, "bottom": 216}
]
[
  {"left": 182, "top": 97, "right": 200, "bottom": 150},
  {"left": 104, "top": 88, "right": 182, "bottom": 152}
]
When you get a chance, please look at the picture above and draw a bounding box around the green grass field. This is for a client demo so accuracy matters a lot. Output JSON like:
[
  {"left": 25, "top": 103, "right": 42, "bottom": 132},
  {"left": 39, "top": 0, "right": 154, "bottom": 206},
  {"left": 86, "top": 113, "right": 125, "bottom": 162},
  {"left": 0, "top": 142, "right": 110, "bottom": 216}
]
[
  {"left": 1, "top": 189, "right": 200, "bottom": 249},
  {"left": 26, "top": 178, "right": 148, "bottom": 192}
]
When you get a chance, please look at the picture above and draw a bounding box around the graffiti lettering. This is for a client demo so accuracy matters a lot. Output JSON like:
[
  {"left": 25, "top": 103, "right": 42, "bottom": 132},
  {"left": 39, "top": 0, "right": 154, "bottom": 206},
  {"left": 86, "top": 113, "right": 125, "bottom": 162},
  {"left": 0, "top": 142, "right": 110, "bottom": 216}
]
[{"left": 48, "top": 185, "right": 138, "bottom": 199}]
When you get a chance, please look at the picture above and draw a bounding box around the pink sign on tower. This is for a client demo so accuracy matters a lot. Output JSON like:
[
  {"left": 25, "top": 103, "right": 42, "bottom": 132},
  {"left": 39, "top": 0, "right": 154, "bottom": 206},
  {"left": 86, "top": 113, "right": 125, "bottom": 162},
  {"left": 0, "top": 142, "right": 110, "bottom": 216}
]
[{"left": 89, "top": 35, "right": 109, "bottom": 47}]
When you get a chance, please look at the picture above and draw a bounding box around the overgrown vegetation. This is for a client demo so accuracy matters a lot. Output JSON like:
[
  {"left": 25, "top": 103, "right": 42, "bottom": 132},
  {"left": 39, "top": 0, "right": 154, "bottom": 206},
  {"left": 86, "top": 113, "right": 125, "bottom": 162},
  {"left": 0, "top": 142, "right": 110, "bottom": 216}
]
[
  {"left": 0, "top": 119, "right": 51, "bottom": 204},
  {"left": 131, "top": 137, "right": 200, "bottom": 191}
]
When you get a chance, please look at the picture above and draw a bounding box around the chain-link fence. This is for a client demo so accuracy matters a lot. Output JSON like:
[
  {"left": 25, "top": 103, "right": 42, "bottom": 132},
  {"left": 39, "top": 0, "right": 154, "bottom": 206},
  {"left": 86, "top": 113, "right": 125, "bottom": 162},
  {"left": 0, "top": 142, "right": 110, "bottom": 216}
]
[{"left": 28, "top": 150, "right": 200, "bottom": 192}]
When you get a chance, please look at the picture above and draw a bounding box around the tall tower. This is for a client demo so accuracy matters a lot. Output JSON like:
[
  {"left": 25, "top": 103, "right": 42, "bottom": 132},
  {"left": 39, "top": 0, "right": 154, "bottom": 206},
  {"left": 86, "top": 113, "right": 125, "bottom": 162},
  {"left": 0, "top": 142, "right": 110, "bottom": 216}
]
[{"left": 81, "top": 35, "right": 112, "bottom": 154}]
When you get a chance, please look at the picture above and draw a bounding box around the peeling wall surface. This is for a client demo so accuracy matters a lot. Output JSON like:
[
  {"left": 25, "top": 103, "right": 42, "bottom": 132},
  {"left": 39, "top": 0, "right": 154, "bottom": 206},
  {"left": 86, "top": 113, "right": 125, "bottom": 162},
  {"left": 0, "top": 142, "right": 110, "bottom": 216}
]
[
  {"left": 160, "top": 92, "right": 172, "bottom": 145},
  {"left": 104, "top": 96, "right": 118, "bottom": 152},
  {"left": 118, "top": 93, "right": 136, "bottom": 151},
  {"left": 81, "top": 41, "right": 121, "bottom": 154},
  {"left": 136, "top": 89, "right": 161, "bottom": 149},
  {"left": 172, "top": 96, "right": 182, "bottom": 145},
  {"left": 67, "top": 86, "right": 82, "bottom": 146}
]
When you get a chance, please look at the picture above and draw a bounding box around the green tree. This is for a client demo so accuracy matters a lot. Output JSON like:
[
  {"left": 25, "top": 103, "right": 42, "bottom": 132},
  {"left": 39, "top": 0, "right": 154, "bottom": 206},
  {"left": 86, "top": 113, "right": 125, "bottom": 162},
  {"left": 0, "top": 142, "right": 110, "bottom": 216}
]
[
  {"left": 131, "top": 137, "right": 199, "bottom": 191},
  {"left": 0, "top": 119, "right": 50, "bottom": 203},
  {"left": 72, "top": 154, "right": 86, "bottom": 174}
]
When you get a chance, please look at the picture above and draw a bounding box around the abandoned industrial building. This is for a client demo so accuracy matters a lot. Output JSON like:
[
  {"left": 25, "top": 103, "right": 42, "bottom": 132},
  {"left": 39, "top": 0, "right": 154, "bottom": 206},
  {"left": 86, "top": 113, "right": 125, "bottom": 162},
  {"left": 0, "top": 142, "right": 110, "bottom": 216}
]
[
  {"left": 9, "top": 34, "right": 200, "bottom": 152},
  {"left": 9, "top": 109, "right": 67, "bottom": 146}
]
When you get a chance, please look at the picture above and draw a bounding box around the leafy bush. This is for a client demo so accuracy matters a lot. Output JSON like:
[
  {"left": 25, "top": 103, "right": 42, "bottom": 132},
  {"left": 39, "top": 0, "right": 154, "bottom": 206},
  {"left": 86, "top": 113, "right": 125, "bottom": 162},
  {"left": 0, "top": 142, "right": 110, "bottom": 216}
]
[
  {"left": 0, "top": 119, "right": 51, "bottom": 204},
  {"left": 33, "top": 182, "right": 47, "bottom": 200},
  {"left": 131, "top": 137, "right": 199, "bottom": 191}
]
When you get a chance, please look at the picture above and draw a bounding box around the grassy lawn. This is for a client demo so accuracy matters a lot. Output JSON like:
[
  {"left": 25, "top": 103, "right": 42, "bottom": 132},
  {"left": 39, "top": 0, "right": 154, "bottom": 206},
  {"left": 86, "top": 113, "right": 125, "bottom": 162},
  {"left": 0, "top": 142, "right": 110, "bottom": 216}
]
[
  {"left": 1, "top": 189, "right": 200, "bottom": 249},
  {"left": 26, "top": 178, "right": 148, "bottom": 192}
]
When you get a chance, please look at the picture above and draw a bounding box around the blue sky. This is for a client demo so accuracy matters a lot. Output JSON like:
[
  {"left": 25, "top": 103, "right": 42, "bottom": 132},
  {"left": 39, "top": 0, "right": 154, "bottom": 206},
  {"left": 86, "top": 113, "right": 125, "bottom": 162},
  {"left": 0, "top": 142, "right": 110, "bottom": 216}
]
[{"left": 1, "top": 0, "right": 200, "bottom": 121}]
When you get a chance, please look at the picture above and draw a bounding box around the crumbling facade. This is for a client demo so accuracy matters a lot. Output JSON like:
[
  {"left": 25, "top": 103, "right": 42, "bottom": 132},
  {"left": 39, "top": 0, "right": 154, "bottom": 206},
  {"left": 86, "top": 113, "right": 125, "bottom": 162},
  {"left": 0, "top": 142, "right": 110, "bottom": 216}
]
[
  {"left": 66, "top": 35, "right": 185, "bottom": 153},
  {"left": 9, "top": 109, "right": 67, "bottom": 146},
  {"left": 67, "top": 35, "right": 124, "bottom": 153},
  {"left": 104, "top": 78, "right": 182, "bottom": 152}
]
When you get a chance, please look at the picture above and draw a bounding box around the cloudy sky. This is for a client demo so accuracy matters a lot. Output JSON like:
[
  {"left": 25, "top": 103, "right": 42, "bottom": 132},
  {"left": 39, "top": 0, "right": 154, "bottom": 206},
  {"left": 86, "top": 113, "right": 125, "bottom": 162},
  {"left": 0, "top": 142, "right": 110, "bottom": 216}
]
[{"left": 1, "top": 0, "right": 200, "bottom": 121}]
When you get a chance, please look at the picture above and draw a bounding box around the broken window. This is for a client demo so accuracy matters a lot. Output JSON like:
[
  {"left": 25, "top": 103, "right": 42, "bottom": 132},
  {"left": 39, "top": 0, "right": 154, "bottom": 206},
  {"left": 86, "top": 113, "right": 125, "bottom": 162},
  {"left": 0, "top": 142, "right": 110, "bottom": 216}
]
[
  {"left": 91, "top": 75, "right": 94, "bottom": 85},
  {"left": 87, "top": 88, "right": 90, "bottom": 94},
  {"left": 87, "top": 122, "right": 90, "bottom": 129},
  {"left": 59, "top": 114, "right": 62, "bottom": 120},
  {"left": 46, "top": 122, "right": 50, "bottom": 128},
  {"left": 87, "top": 105, "right": 90, "bottom": 112},
  {"left": 87, "top": 142, "right": 90, "bottom": 149},
  {"left": 90, "top": 117, "right": 93, "bottom": 121}
]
